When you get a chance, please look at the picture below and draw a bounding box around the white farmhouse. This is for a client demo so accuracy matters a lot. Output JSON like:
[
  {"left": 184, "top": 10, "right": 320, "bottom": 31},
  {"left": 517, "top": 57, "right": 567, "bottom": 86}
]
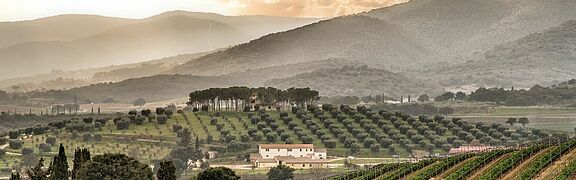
[{"left": 250, "top": 144, "right": 328, "bottom": 168}]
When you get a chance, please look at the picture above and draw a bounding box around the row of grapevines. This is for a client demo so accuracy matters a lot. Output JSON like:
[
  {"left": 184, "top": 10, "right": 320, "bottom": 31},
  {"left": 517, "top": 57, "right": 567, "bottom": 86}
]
[
  {"left": 411, "top": 153, "right": 476, "bottom": 180},
  {"left": 351, "top": 163, "right": 405, "bottom": 180},
  {"left": 328, "top": 163, "right": 388, "bottom": 180},
  {"left": 376, "top": 159, "right": 437, "bottom": 180},
  {"left": 557, "top": 159, "right": 576, "bottom": 180},
  {"left": 445, "top": 149, "right": 511, "bottom": 180},
  {"left": 479, "top": 145, "right": 547, "bottom": 180},
  {"left": 518, "top": 141, "right": 576, "bottom": 179}
]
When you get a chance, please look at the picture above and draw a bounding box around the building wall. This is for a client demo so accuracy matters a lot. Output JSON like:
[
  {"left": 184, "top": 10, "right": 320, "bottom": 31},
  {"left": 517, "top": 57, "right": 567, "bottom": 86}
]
[
  {"left": 314, "top": 152, "right": 327, "bottom": 159},
  {"left": 258, "top": 162, "right": 279, "bottom": 168},
  {"left": 283, "top": 163, "right": 327, "bottom": 169}
]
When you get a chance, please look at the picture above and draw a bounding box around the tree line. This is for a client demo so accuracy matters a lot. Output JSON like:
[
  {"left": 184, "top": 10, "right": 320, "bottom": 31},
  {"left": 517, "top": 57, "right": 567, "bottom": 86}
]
[
  {"left": 433, "top": 79, "right": 576, "bottom": 106},
  {"left": 188, "top": 87, "right": 320, "bottom": 111}
]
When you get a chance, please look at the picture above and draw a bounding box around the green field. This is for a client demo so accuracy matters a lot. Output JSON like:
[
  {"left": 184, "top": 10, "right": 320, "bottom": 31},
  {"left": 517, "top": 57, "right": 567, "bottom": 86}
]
[{"left": 0, "top": 105, "right": 565, "bottom": 178}]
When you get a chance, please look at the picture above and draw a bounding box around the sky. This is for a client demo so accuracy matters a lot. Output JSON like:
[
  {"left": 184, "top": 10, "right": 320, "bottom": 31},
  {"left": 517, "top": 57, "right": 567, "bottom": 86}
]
[{"left": 0, "top": 0, "right": 408, "bottom": 21}]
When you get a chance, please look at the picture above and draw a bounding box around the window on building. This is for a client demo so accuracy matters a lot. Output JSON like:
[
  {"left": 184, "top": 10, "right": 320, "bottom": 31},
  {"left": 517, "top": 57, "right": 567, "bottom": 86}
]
[
  {"left": 300, "top": 149, "right": 302, "bottom": 151},
  {"left": 266, "top": 155, "right": 269, "bottom": 157},
  {"left": 302, "top": 164, "right": 305, "bottom": 167},
  {"left": 266, "top": 149, "right": 269, "bottom": 152},
  {"left": 278, "top": 149, "right": 280, "bottom": 151},
  {"left": 300, "top": 155, "right": 303, "bottom": 157},
  {"left": 288, "top": 149, "right": 292, "bottom": 151},
  {"left": 309, "top": 164, "right": 312, "bottom": 167}
]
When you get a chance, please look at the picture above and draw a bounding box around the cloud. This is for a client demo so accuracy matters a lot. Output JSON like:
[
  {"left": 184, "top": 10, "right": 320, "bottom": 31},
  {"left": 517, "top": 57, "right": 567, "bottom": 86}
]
[{"left": 221, "top": 0, "right": 408, "bottom": 17}]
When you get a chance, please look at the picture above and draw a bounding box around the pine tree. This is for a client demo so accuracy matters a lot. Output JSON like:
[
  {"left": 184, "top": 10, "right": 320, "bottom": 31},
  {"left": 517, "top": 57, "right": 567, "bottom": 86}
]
[
  {"left": 72, "top": 148, "right": 91, "bottom": 179},
  {"left": 10, "top": 172, "right": 21, "bottom": 180},
  {"left": 50, "top": 144, "right": 69, "bottom": 180},
  {"left": 157, "top": 160, "right": 177, "bottom": 180}
]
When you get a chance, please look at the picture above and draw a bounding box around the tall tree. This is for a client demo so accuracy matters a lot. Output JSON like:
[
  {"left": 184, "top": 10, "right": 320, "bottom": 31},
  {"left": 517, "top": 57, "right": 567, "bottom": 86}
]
[
  {"left": 72, "top": 148, "right": 91, "bottom": 179},
  {"left": 157, "top": 160, "right": 177, "bottom": 180},
  {"left": 50, "top": 144, "right": 69, "bottom": 180}
]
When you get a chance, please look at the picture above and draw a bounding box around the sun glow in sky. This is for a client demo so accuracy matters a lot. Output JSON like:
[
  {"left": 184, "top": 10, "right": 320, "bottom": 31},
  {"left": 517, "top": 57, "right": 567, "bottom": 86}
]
[{"left": 0, "top": 0, "right": 407, "bottom": 21}]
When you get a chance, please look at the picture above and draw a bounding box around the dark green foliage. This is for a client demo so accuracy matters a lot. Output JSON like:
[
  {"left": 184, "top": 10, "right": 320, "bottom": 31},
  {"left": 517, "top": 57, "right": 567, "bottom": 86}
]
[
  {"left": 178, "top": 128, "right": 192, "bottom": 147},
  {"left": 50, "top": 144, "right": 69, "bottom": 180},
  {"left": 38, "top": 143, "right": 51, "bottom": 152},
  {"left": 157, "top": 160, "right": 177, "bottom": 180},
  {"left": 26, "top": 158, "right": 50, "bottom": 180},
  {"left": 72, "top": 148, "right": 91, "bottom": 180},
  {"left": 435, "top": 92, "right": 455, "bottom": 101},
  {"left": 21, "top": 147, "right": 34, "bottom": 155},
  {"left": 8, "top": 139, "right": 22, "bottom": 149},
  {"left": 267, "top": 165, "right": 295, "bottom": 180},
  {"left": 157, "top": 115, "right": 168, "bottom": 124},
  {"left": 76, "top": 154, "right": 153, "bottom": 180},
  {"left": 196, "top": 167, "right": 240, "bottom": 180},
  {"left": 116, "top": 120, "right": 130, "bottom": 130}
]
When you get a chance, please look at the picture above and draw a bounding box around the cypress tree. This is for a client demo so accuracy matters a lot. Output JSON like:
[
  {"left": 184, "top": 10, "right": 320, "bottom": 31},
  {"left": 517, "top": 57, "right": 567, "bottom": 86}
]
[
  {"left": 10, "top": 172, "right": 21, "bottom": 180},
  {"left": 157, "top": 160, "right": 177, "bottom": 180},
  {"left": 50, "top": 144, "right": 69, "bottom": 180},
  {"left": 195, "top": 136, "right": 200, "bottom": 149},
  {"left": 72, "top": 148, "right": 91, "bottom": 179}
]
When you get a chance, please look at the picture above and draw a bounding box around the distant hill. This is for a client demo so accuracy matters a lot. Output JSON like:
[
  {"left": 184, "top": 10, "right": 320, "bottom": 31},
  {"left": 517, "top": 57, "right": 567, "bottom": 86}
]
[
  {"left": 435, "top": 20, "right": 576, "bottom": 90},
  {"left": 34, "top": 75, "right": 233, "bottom": 103},
  {"left": 365, "top": 0, "right": 576, "bottom": 57},
  {"left": 171, "top": 0, "right": 576, "bottom": 89},
  {"left": 265, "top": 66, "right": 443, "bottom": 97},
  {"left": 172, "top": 15, "right": 436, "bottom": 76},
  {"left": 0, "top": 12, "right": 318, "bottom": 79},
  {"left": 0, "top": 14, "right": 132, "bottom": 48},
  {"left": 0, "top": 52, "right": 211, "bottom": 91}
]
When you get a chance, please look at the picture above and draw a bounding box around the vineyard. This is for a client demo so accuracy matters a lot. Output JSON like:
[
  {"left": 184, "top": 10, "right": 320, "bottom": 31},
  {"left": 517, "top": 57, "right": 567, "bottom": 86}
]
[{"left": 328, "top": 140, "right": 576, "bottom": 180}]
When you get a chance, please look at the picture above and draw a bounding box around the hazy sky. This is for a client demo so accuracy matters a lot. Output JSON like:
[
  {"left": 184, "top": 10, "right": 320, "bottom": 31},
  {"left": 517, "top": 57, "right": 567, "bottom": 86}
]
[{"left": 0, "top": 0, "right": 408, "bottom": 21}]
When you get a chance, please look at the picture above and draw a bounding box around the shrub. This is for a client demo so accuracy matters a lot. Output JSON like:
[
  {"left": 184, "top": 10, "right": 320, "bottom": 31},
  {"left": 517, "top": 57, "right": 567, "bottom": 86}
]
[
  {"left": 8, "top": 131, "right": 19, "bottom": 139},
  {"left": 94, "top": 134, "right": 103, "bottom": 142},
  {"left": 157, "top": 115, "right": 168, "bottom": 124},
  {"left": 370, "top": 144, "right": 380, "bottom": 152},
  {"left": 46, "top": 137, "right": 57, "bottom": 146},
  {"left": 9, "top": 140, "right": 23, "bottom": 149},
  {"left": 83, "top": 133, "right": 92, "bottom": 142},
  {"left": 116, "top": 120, "right": 130, "bottom": 130},
  {"left": 39, "top": 143, "right": 52, "bottom": 152},
  {"left": 21, "top": 147, "right": 34, "bottom": 155}
]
